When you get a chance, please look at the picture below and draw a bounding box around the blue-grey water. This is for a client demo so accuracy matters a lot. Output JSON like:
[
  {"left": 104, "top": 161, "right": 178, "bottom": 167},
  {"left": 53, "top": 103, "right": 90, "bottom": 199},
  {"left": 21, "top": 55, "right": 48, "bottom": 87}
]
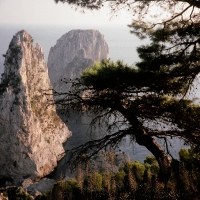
[
  {"left": 64, "top": 111, "right": 188, "bottom": 162},
  {"left": 0, "top": 24, "right": 189, "bottom": 170}
]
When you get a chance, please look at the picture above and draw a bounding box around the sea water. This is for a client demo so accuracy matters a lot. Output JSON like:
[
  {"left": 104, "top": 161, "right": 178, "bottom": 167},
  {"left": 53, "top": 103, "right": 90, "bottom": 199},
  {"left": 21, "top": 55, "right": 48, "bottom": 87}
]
[{"left": 0, "top": 24, "right": 188, "bottom": 165}]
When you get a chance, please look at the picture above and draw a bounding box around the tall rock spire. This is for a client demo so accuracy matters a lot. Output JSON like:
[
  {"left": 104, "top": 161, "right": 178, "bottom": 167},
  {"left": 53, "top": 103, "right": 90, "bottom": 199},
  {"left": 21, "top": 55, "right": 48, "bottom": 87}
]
[
  {"left": 0, "top": 30, "right": 71, "bottom": 185},
  {"left": 47, "top": 29, "right": 109, "bottom": 92}
]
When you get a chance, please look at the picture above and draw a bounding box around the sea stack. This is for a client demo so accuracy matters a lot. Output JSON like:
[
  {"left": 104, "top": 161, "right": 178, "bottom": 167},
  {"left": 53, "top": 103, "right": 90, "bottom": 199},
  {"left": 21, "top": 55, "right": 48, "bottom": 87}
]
[
  {"left": 47, "top": 29, "right": 109, "bottom": 92},
  {"left": 0, "top": 30, "right": 71, "bottom": 185}
]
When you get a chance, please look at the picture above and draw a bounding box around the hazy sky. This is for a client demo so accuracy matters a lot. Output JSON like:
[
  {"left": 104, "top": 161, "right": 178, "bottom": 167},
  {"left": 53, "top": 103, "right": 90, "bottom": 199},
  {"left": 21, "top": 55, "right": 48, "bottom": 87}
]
[{"left": 0, "top": 0, "right": 133, "bottom": 26}]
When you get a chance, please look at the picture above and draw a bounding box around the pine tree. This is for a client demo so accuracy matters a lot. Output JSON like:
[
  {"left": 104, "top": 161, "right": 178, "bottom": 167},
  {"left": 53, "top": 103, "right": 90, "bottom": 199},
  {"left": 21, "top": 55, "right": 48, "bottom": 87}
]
[{"left": 50, "top": 0, "right": 200, "bottom": 185}]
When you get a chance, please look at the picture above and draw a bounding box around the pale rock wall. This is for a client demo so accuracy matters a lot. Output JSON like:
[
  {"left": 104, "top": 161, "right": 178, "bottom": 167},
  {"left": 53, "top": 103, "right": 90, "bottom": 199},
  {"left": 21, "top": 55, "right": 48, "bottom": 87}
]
[
  {"left": 47, "top": 29, "right": 109, "bottom": 92},
  {"left": 0, "top": 30, "right": 71, "bottom": 185}
]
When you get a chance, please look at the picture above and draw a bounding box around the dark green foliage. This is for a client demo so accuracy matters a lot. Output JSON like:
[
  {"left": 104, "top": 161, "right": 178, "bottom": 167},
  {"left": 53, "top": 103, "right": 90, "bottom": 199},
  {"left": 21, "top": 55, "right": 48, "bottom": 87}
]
[
  {"left": 81, "top": 60, "right": 137, "bottom": 90},
  {"left": 178, "top": 148, "right": 200, "bottom": 186},
  {"left": 61, "top": 58, "right": 200, "bottom": 148},
  {"left": 7, "top": 187, "right": 32, "bottom": 200},
  {"left": 37, "top": 151, "right": 200, "bottom": 199},
  {"left": 53, "top": 57, "right": 200, "bottom": 184},
  {"left": 81, "top": 59, "right": 190, "bottom": 95},
  {"left": 51, "top": 0, "right": 200, "bottom": 188},
  {"left": 115, "top": 169, "right": 126, "bottom": 188},
  {"left": 36, "top": 179, "right": 82, "bottom": 200},
  {"left": 84, "top": 172, "right": 103, "bottom": 191},
  {"left": 179, "top": 148, "right": 200, "bottom": 167},
  {"left": 53, "top": 0, "right": 200, "bottom": 23},
  {"left": 144, "top": 156, "right": 159, "bottom": 176}
]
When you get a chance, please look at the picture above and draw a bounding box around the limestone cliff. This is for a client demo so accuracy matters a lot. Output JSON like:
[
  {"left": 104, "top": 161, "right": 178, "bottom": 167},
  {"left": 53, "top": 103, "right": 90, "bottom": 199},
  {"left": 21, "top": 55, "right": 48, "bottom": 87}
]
[
  {"left": 0, "top": 30, "right": 71, "bottom": 185},
  {"left": 47, "top": 29, "right": 109, "bottom": 92}
]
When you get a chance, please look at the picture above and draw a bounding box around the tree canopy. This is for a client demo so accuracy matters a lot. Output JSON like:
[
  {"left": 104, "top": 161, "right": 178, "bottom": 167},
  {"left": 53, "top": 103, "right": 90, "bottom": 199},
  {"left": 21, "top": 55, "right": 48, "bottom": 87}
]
[
  {"left": 51, "top": 0, "right": 200, "bottom": 185},
  {"left": 52, "top": 58, "right": 200, "bottom": 184}
]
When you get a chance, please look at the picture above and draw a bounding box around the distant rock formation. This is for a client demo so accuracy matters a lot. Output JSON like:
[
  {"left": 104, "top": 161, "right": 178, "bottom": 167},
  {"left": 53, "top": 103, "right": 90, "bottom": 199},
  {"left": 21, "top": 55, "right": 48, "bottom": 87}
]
[
  {"left": 0, "top": 30, "right": 71, "bottom": 185},
  {"left": 47, "top": 29, "right": 109, "bottom": 92}
]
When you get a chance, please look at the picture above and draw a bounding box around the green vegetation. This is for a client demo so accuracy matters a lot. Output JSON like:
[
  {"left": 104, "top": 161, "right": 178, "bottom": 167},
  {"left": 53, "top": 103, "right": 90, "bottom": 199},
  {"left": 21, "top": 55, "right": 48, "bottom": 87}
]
[
  {"left": 51, "top": 3, "right": 200, "bottom": 182},
  {"left": 81, "top": 60, "right": 137, "bottom": 90},
  {"left": 5, "top": 187, "right": 32, "bottom": 200},
  {"left": 36, "top": 179, "right": 81, "bottom": 200},
  {"left": 36, "top": 150, "right": 200, "bottom": 199},
  {"left": 50, "top": 0, "right": 200, "bottom": 196},
  {"left": 54, "top": 57, "right": 200, "bottom": 185}
]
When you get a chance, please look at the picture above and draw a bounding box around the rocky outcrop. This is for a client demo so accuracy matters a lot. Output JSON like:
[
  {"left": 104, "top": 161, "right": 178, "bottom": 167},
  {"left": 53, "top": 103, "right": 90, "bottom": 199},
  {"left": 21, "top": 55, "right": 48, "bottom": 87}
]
[
  {"left": 47, "top": 29, "right": 109, "bottom": 92},
  {"left": 0, "top": 30, "right": 71, "bottom": 185},
  {"left": 0, "top": 192, "right": 8, "bottom": 200},
  {"left": 25, "top": 178, "right": 55, "bottom": 197}
]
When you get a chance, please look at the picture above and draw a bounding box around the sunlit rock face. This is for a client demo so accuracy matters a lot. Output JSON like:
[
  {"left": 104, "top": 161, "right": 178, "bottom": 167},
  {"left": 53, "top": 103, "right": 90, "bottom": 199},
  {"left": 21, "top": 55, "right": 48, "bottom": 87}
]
[
  {"left": 0, "top": 30, "right": 71, "bottom": 185},
  {"left": 47, "top": 29, "right": 109, "bottom": 92}
]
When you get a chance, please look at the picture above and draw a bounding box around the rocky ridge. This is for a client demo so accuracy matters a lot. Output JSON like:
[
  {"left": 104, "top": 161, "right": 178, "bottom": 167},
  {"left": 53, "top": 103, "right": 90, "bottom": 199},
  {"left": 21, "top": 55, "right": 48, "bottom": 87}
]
[
  {"left": 0, "top": 30, "right": 71, "bottom": 185},
  {"left": 47, "top": 29, "right": 109, "bottom": 92}
]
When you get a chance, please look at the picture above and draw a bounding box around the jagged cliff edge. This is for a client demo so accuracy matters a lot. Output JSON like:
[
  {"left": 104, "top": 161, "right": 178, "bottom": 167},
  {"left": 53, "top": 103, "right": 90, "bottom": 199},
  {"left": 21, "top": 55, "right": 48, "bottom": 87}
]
[
  {"left": 0, "top": 30, "right": 71, "bottom": 185},
  {"left": 47, "top": 29, "right": 109, "bottom": 93}
]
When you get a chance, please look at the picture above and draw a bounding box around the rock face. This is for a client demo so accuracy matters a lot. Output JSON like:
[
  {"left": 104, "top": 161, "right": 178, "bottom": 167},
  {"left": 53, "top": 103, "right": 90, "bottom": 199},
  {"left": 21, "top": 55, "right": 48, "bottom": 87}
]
[
  {"left": 47, "top": 29, "right": 109, "bottom": 92},
  {"left": 0, "top": 30, "right": 71, "bottom": 185},
  {"left": 26, "top": 178, "right": 55, "bottom": 197},
  {"left": 0, "top": 192, "right": 8, "bottom": 200}
]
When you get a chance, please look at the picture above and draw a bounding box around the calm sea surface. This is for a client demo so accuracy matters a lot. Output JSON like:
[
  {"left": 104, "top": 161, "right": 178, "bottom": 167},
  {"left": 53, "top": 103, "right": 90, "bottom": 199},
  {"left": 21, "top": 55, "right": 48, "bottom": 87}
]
[{"left": 0, "top": 24, "right": 189, "bottom": 168}]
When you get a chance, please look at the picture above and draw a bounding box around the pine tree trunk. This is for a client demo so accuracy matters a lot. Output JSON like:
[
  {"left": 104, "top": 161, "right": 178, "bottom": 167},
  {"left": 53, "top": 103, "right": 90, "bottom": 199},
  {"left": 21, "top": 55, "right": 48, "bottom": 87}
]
[{"left": 136, "top": 130, "right": 171, "bottom": 184}]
